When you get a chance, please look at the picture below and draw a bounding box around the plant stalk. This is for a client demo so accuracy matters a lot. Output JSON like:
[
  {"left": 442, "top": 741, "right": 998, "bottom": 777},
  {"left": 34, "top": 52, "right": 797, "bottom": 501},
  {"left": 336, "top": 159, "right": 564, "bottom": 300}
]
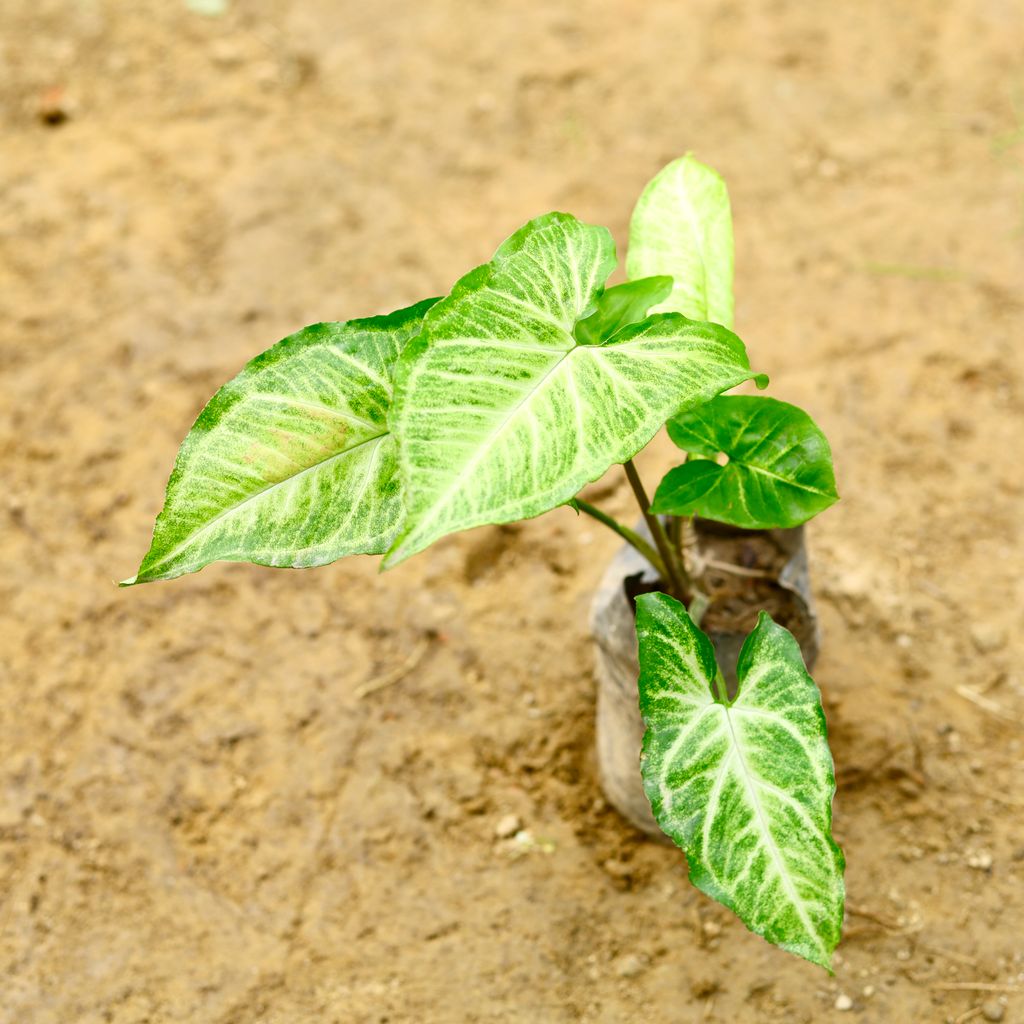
[
  {"left": 623, "top": 459, "right": 690, "bottom": 601},
  {"left": 668, "top": 513, "right": 682, "bottom": 560},
  {"left": 573, "top": 499, "right": 667, "bottom": 580},
  {"left": 711, "top": 667, "right": 730, "bottom": 706},
  {"left": 688, "top": 588, "right": 711, "bottom": 629}
]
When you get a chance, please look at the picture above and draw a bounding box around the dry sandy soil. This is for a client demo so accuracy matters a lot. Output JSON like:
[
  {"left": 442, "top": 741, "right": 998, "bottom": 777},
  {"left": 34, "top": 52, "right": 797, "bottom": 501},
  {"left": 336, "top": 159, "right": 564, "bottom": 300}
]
[{"left": 2, "top": 1, "right": 1023, "bottom": 1021}]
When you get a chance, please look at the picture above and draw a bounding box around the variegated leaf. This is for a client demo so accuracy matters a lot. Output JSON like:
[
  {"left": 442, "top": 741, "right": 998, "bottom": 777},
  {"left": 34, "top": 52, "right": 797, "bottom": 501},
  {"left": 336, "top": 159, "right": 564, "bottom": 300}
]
[
  {"left": 626, "top": 154, "right": 734, "bottom": 327},
  {"left": 125, "top": 299, "right": 437, "bottom": 585},
  {"left": 385, "top": 213, "right": 761, "bottom": 566},
  {"left": 636, "top": 592, "right": 844, "bottom": 968}
]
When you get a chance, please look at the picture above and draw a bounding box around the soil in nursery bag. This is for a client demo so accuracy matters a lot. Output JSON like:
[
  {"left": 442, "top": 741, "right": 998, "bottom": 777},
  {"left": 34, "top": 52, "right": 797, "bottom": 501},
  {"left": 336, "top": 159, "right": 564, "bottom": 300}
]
[{"left": 623, "top": 520, "right": 818, "bottom": 664}]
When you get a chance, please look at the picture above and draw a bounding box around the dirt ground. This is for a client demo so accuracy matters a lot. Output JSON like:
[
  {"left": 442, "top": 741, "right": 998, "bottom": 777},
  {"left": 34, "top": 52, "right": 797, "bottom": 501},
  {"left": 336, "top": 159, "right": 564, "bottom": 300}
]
[{"left": 2, "top": 1, "right": 1023, "bottom": 1021}]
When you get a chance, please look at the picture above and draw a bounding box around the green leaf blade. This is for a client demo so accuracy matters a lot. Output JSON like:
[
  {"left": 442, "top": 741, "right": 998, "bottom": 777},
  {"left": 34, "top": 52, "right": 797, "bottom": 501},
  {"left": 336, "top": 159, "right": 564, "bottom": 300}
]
[
  {"left": 653, "top": 395, "right": 838, "bottom": 528},
  {"left": 386, "top": 214, "right": 762, "bottom": 566},
  {"left": 573, "top": 275, "right": 673, "bottom": 345},
  {"left": 636, "top": 593, "right": 845, "bottom": 969},
  {"left": 626, "top": 154, "right": 734, "bottom": 327},
  {"left": 125, "top": 298, "right": 438, "bottom": 585}
]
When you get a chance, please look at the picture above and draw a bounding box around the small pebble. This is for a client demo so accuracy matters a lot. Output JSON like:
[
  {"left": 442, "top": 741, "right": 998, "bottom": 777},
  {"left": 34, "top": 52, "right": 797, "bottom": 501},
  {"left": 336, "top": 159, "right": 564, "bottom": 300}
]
[
  {"left": 970, "top": 622, "right": 1006, "bottom": 654},
  {"left": 601, "top": 858, "right": 632, "bottom": 881},
  {"left": 966, "top": 850, "right": 994, "bottom": 871},
  {"left": 981, "top": 1000, "right": 1005, "bottom": 1022},
  {"left": 511, "top": 829, "right": 555, "bottom": 853},
  {"left": 614, "top": 953, "right": 646, "bottom": 978},
  {"left": 494, "top": 813, "right": 521, "bottom": 839},
  {"left": 834, "top": 992, "right": 853, "bottom": 1011}
]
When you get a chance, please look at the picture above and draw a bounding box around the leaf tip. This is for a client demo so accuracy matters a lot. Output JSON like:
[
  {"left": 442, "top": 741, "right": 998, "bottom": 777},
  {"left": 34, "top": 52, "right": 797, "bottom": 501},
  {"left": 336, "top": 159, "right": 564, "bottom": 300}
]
[
  {"left": 380, "top": 532, "right": 416, "bottom": 571},
  {"left": 633, "top": 589, "right": 675, "bottom": 616},
  {"left": 753, "top": 373, "right": 770, "bottom": 390},
  {"left": 648, "top": 274, "right": 675, "bottom": 301},
  {"left": 803, "top": 947, "right": 836, "bottom": 973}
]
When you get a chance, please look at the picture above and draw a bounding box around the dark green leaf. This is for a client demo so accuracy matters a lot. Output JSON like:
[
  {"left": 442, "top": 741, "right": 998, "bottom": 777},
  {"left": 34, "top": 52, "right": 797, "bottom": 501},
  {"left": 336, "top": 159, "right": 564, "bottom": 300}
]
[{"left": 652, "top": 395, "right": 838, "bottom": 528}]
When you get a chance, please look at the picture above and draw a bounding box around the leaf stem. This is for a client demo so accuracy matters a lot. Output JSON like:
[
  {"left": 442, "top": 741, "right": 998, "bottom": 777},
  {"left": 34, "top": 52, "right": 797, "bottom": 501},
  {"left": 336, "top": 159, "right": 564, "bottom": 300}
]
[
  {"left": 668, "top": 511, "right": 682, "bottom": 558},
  {"left": 711, "top": 666, "right": 731, "bottom": 706},
  {"left": 573, "top": 499, "right": 667, "bottom": 579},
  {"left": 688, "top": 589, "right": 711, "bottom": 630},
  {"left": 623, "top": 459, "right": 690, "bottom": 601}
]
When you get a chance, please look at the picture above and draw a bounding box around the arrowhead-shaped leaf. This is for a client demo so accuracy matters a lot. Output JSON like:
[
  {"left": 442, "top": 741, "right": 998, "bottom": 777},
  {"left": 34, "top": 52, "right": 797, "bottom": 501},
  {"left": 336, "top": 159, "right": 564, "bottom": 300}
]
[
  {"left": 125, "top": 298, "right": 438, "bottom": 585},
  {"left": 626, "top": 154, "right": 734, "bottom": 327},
  {"left": 573, "top": 275, "right": 673, "bottom": 345},
  {"left": 385, "top": 213, "right": 762, "bottom": 566},
  {"left": 636, "top": 592, "right": 844, "bottom": 969},
  {"left": 652, "top": 395, "right": 838, "bottom": 529}
]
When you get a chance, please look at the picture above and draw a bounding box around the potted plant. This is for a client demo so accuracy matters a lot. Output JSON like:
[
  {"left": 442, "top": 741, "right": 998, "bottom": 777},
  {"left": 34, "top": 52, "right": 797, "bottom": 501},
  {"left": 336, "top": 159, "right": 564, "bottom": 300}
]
[{"left": 124, "top": 155, "right": 844, "bottom": 969}]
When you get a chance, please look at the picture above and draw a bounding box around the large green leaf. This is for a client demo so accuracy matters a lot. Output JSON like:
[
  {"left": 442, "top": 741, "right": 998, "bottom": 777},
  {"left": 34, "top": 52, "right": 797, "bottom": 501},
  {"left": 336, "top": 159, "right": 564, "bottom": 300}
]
[
  {"left": 652, "top": 395, "right": 838, "bottom": 529},
  {"left": 573, "top": 275, "right": 673, "bottom": 345},
  {"left": 635, "top": 592, "right": 844, "bottom": 969},
  {"left": 626, "top": 154, "right": 734, "bottom": 327},
  {"left": 385, "top": 213, "right": 762, "bottom": 566},
  {"left": 124, "top": 299, "right": 438, "bottom": 585}
]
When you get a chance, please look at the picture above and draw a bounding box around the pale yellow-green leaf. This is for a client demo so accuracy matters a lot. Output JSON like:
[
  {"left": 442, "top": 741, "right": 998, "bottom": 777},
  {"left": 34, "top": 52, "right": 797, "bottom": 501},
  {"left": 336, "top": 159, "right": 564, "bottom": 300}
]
[{"left": 627, "top": 154, "right": 734, "bottom": 327}]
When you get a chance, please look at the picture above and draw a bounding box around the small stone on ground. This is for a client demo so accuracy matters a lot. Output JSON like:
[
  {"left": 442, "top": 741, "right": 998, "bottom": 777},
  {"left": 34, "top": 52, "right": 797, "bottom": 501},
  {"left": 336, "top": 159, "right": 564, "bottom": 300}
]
[
  {"left": 494, "top": 813, "right": 521, "bottom": 839},
  {"left": 613, "top": 954, "right": 646, "bottom": 978}
]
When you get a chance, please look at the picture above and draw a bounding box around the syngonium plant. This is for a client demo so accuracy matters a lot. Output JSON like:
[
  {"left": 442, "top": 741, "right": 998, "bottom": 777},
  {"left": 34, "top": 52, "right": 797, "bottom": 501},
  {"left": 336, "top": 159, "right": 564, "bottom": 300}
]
[{"left": 124, "top": 155, "right": 844, "bottom": 969}]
